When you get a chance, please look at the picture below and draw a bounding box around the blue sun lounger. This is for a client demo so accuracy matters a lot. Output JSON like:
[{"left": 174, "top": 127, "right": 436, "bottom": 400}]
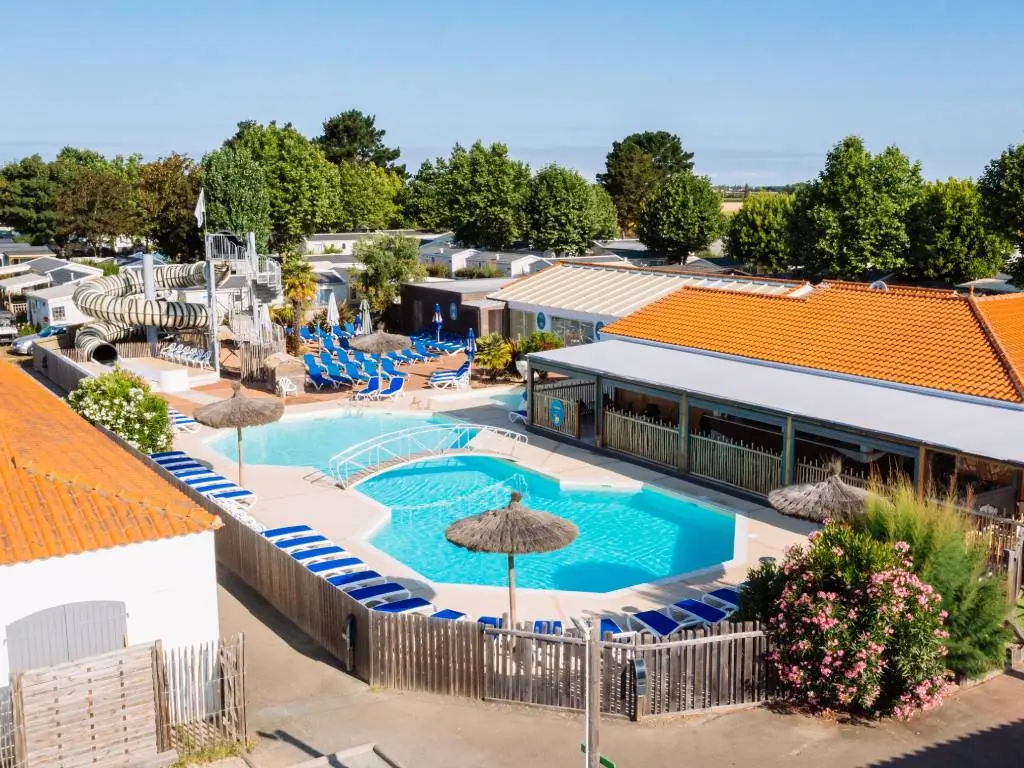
[
  {"left": 627, "top": 609, "right": 684, "bottom": 637},
  {"left": 150, "top": 450, "right": 186, "bottom": 460},
  {"left": 702, "top": 587, "right": 742, "bottom": 611},
  {"left": 263, "top": 524, "right": 313, "bottom": 540},
  {"left": 200, "top": 486, "right": 258, "bottom": 506},
  {"left": 372, "top": 597, "right": 435, "bottom": 615},
  {"left": 274, "top": 534, "right": 328, "bottom": 550},
  {"left": 354, "top": 377, "right": 381, "bottom": 400},
  {"left": 290, "top": 545, "right": 346, "bottom": 563},
  {"left": 478, "top": 616, "right": 503, "bottom": 628},
  {"left": 347, "top": 582, "right": 410, "bottom": 607},
  {"left": 307, "top": 556, "right": 366, "bottom": 576},
  {"left": 169, "top": 408, "right": 201, "bottom": 433},
  {"left": 327, "top": 569, "right": 384, "bottom": 590},
  {"left": 669, "top": 599, "right": 729, "bottom": 626},
  {"left": 431, "top": 609, "right": 468, "bottom": 621},
  {"left": 533, "top": 620, "right": 564, "bottom": 635},
  {"left": 305, "top": 363, "right": 332, "bottom": 391}
]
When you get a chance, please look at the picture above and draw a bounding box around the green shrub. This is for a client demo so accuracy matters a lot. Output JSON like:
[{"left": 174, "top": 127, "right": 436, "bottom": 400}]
[
  {"left": 850, "top": 481, "right": 1011, "bottom": 677},
  {"left": 743, "top": 524, "right": 952, "bottom": 719},
  {"left": 69, "top": 367, "right": 173, "bottom": 453},
  {"left": 425, "top": 263, "right": 451, "bottom": 278},
  {"left": 518, "top": 330, "right": 563, "bottom": 355},
  {"left": 454, "top": 265, "right": 502, "bottom": 279}
]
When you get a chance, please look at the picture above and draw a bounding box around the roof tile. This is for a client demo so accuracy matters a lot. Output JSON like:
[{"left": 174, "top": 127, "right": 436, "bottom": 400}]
[
  {"left": 603, "top": 281, "right": 1024, "bottom": 403},
  {"left": 0, "top": 361, "right": 219, "bottom": 566}
]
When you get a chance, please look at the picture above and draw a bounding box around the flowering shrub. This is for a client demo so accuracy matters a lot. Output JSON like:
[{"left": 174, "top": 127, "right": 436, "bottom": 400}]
[
  {"left": 747, "top": 524, "right": 952, "bottom": 719},
  {"left": 69, "top": 367, "right": 173, "bottom": 453}
]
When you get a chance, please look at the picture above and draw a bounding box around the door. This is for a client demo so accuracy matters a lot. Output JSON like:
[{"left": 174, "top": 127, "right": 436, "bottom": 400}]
[{"left": 6, "top": 601, "right": 127, "bottom": 674}]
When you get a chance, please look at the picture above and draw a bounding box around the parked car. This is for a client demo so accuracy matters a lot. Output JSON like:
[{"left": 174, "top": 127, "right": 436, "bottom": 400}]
[
  {"left": 10, "top": 325, "right": 66, "bottom": 355},
  {"left": 0, "top": 310, "right": 16, "bottom": 345}
]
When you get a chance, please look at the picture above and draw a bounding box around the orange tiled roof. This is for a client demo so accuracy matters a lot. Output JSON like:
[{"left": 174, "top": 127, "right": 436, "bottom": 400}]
[
  {"left": 0, "top": 362, "right": 219, "bottom": 566},
  {"left": 602, "top": 281, "right": 1024, "bottom": 403}
]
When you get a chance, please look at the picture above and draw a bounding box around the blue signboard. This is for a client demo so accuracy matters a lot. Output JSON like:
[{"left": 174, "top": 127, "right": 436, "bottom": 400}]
[
  {"left": 549, "top": 398, "right": 565, "bottom": 428},
  {"left": 536, "top": 312, "right": 546, "bottom": 330},
  {"left": 449, "top": 301, "right": 458, "bottom": 321},
  {"left": 595, "top": 321, "right": 605, "bottom": 340}
]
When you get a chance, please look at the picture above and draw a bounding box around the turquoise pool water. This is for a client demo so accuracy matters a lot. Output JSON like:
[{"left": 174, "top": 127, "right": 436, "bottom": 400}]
[
  {"left": 208, "top": 411, "right": 459, "bottom": 473},
  {"left": 359, "top": 456, "right": 736, "bottom": 593},
  {"left": 491, "top": 389, "right": 526, "bottom": 409}
]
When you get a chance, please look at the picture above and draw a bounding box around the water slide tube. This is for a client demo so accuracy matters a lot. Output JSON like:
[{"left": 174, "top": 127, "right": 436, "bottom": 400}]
[{"left": 72, "top": 262, "right": 231, "bottom": 364}]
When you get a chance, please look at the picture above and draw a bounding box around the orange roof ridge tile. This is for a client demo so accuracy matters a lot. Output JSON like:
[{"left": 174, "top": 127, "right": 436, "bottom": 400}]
[{"left": 969, "top": 294, "right": 1024, "bottom": 398}]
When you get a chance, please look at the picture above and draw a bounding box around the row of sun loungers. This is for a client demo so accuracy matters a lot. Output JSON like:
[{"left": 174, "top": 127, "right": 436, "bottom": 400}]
[
  {"left": 148, "top": 450, "right": 258, "bottom": 507},
  {"left": 428, "top": 361, "right": 470, "bottom": 390},
  {"left": 159, "top": 343, "right": 213, "bottom": 369},
  {"left": 168, "top": 407, "right": 201, "bottom": 433}
]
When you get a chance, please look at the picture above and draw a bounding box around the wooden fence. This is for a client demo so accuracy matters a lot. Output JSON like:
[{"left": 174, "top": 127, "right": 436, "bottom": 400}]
[
  {"left": 535, "top": 378, "right": 596, "bottom": 408},
  {"left": 236, "top": 340, "right": 286, "bottom": 383},
  {"left": 688, "top": 433, "right": 782, "bottom": 496},
  {"left": 3, "top": 637, "right": 245, "bottom": 768},
  {"left": 794, "top": 459, "right": 870, "bottom": 489},
  {"left": 602, "top": 407, "right": 679, "bottom": 469},
  {"left": 531, "top": 390, "right": 581, "bottom": 439}
]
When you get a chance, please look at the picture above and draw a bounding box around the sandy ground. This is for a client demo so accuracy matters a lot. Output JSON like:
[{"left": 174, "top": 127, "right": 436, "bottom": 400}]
[{"left": 219, "top": 566, "right": 1024, "bottom": 768}]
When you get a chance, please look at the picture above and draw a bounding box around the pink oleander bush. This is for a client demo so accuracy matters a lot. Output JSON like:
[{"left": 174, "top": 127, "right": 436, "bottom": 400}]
[{"left": 744, "top": 523, "right": 953, "bottom": 719}]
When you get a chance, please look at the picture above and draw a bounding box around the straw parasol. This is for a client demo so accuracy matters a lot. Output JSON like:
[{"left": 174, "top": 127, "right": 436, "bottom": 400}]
[
  {"left": 446, "top": 491, "right": 578, "bottom": 629},
  {"left": 767, "top": 459, "right": 870, "bottom": 523},
  {"left": 192, "top": 382, "right": 284, "bottom": 487},
  {"left": 347, "top": 329, "right": 411, "bottom": 355}
]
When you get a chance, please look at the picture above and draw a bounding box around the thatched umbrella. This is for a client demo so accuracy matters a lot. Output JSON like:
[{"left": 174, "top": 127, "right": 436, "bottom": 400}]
[
  {"left": 192, "top": 382, "right": 284, "bottom": 487},
  {"left": 347, "top": 330, "right": 411, "bottom": 355},
  {"left": 768, "top": 460, "right": 870, "bottom": 523},
  {"left": 446, "top": 491, "right": 578, "bottom": 629}
]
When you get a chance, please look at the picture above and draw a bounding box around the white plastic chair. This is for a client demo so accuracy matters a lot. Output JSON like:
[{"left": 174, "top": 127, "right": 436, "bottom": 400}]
[{"left": 276, "top": 376, "right": 298, "bottom": 399}]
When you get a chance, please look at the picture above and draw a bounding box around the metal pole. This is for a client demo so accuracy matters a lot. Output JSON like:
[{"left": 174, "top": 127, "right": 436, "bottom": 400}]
[
  {"left": 205, "top": 232, "right": 220, "bottom": 375},
  {"left": 142, "top": 251, "right": 158, "bottom": 357}
]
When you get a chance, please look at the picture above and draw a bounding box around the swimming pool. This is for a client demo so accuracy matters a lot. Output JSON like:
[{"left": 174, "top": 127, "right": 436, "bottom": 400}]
[
  {"left": 358, "top": 456, "right": 737, "bottom": 593},
  {"left": 490, "top": 389, "right": 525, "bottom": 409},
  {"left": 208, "top": 411, "right": 460, "bottom": 473}
]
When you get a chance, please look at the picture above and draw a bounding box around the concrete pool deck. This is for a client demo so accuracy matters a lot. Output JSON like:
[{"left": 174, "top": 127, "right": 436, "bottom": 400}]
[{"left": 170, "top": 391, "right": 815, "bottom": 624}]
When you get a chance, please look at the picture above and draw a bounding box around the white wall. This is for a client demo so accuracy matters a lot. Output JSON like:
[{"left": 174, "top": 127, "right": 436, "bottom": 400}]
[{"left": 0, "top": 531, "right": 219, "bottom": 681}]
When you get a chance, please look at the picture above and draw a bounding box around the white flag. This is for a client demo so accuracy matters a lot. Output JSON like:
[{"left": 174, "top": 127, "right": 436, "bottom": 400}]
[{"left": 194, "top": 188, "right": 206, "bottom": 228}]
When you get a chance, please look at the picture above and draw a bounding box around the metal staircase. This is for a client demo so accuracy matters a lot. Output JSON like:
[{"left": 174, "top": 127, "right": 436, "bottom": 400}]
[{"left": 329, "top": 423, "right": 529, "bottom": 488}]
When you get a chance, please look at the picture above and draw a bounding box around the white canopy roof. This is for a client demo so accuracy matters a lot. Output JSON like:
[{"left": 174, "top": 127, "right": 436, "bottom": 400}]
[
  {"left": 491, "top": 264, "right": 808, "bottom": 318},
  {"left": 0, "top": 273, "right": 49, "bottom": 291},
  {"left": 530, "top": 340, "right": 1024, "bottom": 466}
]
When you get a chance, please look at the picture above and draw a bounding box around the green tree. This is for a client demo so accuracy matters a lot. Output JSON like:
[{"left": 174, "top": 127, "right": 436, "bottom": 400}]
[
  {"left": 354, "top": 234, "right": 425, "bottom": 318},
  {"left": 637, "top": 173, "right": 725, "bottom": 263},
  {"left": 137, "top": 153, "right": 202, "bottom": 261},
  {"left": 446, "top": 142, "right": 531, "bottom": 249},
  {"left": 978, "top": 144, "right": 1024, "bottom": 285},
  {"left": 725, "top": 192, "right": 795, "bottom": 273},
  {"left": 598, "top": 131, "right": 695, "bottom": 234},
  {"left": 790, "top": 136, "right": 923, "bottom": 278},
  {"left": 280, "top": 253, "right": 319, "bottom": 355},
  {"left": 55, "top": 165, "right": 141, "bottom": 257},
  {"left": 316, "top": 110, "right": 403, "bottom": 173},
  {"left": 226, "top": 121, "right": 341, "bottom": 247},
  {"left": 336, "top": 162, "right": 403, "bottom": 231},
  {"left": 80, "top": 258, "right": 121, "bottom": 276},
  {"left": 905, "top": 178, "right": 1013, "bottom": 283},
  {"left": 400, "top": 156, "right": 452, "bottom": 230},
  {"left": 526, "top": 165, "right": 595, "bottom": 255},
  {"left": 587, "top": 184, "right": 619, "bottom": 240},
  {"left": 0, "top": 155, "right": 58, "bottom": 244},
  {"left": 473, "top": 333, "right": 512, "bottom": 380},
  {"left": 199, "top": 147, "right": 272, "bottom": 249}
]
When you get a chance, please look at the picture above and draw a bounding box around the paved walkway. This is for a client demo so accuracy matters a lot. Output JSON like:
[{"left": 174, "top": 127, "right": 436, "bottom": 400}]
[{"left": 220, "top": 567, "right": 1024, "bottom": 768}]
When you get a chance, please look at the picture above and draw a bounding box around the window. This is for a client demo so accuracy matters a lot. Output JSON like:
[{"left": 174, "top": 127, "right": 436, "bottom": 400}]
[
  {"left": 550, "top": 316, "right": 594, "bottom": 346},
  {"left": 509, "top": 310, "right": 535, "bottom": 340},
  {"left": 52, "top": 305, "right": 66, "bottom": 321}
]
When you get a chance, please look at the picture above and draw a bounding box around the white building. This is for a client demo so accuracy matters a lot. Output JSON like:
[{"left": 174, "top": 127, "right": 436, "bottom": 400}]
[
  {"left": 309, "top": 253, "right": 365, "bottom": 306},
  {"left": 25, "top": 283, "right": 93, "bottom": 327},
  {"left": 305, "top": 230, "right": 445, "bottom": 256},
  {"left": 0, "top": 364, "right": 222, "bottom": 679},
  {"left": 0, "top": 257, "right": 102, "bottom": 320}
]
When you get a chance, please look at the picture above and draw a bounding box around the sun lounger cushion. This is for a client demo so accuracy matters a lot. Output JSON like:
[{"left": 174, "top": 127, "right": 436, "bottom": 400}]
[
  {"left": 263, "top": 524, "right": 313, "bottom": 539},
  {"left": 372, "top": 597, "right": 433, "bottom": 614},
  {"left": 307, "top": 556, "right": 364, "bottom": 574},
  {"left": 347, "top": 582, "right": 407, "bottom": 603},
  {"left": 431, "top": 609, "right": 467, "bottom": 621},
  {"left": 672, "top": 599, "right": 727, "bottom": 625},
  {"left": 290, "top": 545, "right": 345, "bottom": 562},
  {"left": 631, "top": 609, "right": 682, "bottom": 637},
  {"left": 274, "top": 534, "right": 327, "bottom": 550},
  {"left": 327, "top": 569, "right": 382, "bottom": 588}
]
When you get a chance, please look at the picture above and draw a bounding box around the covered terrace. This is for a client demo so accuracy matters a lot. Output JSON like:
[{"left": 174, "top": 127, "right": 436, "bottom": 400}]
[{"left": 526, "top": 340, "right": 1024, "bottom": 517}]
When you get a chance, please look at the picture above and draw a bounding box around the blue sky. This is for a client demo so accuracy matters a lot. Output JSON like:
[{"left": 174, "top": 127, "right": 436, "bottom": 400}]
[{"left": 3, "top": 1, "right": 1023, "bottom": 184}]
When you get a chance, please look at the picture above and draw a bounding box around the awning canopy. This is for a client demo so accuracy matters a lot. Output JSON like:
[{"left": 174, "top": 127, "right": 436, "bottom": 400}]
[
  {"left": 0, "top": 273, "right": 48, "bottom": 292},
  {"left": 529, "top": 340, "right": 1024, "bottom": 466}
]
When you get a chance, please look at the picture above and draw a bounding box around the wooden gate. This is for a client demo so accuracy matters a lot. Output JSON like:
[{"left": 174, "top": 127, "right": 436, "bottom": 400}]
[{"left": 10, "top": 644, "right": 160, "bottom": 767}]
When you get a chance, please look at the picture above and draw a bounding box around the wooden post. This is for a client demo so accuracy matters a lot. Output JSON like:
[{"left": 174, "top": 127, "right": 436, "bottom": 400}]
[
  {"left": 781, "top": 416, "right": 794, "bottom": 485},
  {"left": 151, "top": 641, "right": 171, "bottom": 752},
  {"left": 1007, "top": 546, "right": 1019, "bottom": 606},
  {"left": 586, "top": 620, "right": 600, "bottom": 768},
  {"left": 678, "top": 392, "right": 689, "bottom": 474},
  {"left": 507, "top": 554, "right": 517, "bottom": 632},
  {"left": 915, "top": 445, "right": 928, "bottom": 500},
  {"left": 594, "top": 375, "right": 603, "bottom": 447},
  {"left": 236, "top": 426, "right": 244, "bottom": 487},
  {"left": 525, "top": 360, "right": 533, "bottom": 426}
]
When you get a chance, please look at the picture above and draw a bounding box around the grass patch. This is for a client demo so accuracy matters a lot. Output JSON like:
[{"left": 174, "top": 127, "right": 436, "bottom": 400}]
[{"left": 170, "top": 741, "right": 242, "bottom": 767}]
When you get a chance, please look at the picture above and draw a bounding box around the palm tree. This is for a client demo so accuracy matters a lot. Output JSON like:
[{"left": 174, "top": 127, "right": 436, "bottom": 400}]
[
  {"left": 280, "top": 254, "right": 318, "bottom": 355},
  {"left": 473, "top": 333, "right": 512, "bottom": 380}
]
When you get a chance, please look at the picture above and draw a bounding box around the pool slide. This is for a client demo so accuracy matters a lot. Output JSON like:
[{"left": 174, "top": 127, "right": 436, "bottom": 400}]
[{"left": 72, "top": 262, "right": 231, "bottom": 363}]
